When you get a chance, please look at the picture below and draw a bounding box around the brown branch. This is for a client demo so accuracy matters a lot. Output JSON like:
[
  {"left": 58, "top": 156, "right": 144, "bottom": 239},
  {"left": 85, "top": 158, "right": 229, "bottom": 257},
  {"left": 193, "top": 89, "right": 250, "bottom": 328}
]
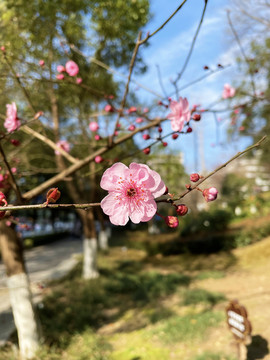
[
  {"left": 21, "top": 125, "right": 78, "bottom": 164},
  {"left": 1, "top": 136, "right": 267, "bottom": 212},
  {"left": 0, "top": 203, "right": 100, "bottom": 212},
  {"left": 22, "top": 117, "right": 165, "bottom": 200},
  {"left": 0, "top": 142, "right": 23, "bottom": 203}
]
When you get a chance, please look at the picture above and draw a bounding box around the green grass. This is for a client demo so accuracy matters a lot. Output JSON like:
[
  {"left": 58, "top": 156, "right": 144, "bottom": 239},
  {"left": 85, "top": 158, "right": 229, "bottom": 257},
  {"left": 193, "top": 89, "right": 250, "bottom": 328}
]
[
  {"left": 182, "top": 288, "right": 226, "bottom": 307},
  {"left": 152, "top": 310, "right": 224, "bottom": 344},
  {"left": 192, "top": 352, "right": 237, "bottom": 360},
  {"left": 195, "top": 270, "right": 225, "bottom": 280}
]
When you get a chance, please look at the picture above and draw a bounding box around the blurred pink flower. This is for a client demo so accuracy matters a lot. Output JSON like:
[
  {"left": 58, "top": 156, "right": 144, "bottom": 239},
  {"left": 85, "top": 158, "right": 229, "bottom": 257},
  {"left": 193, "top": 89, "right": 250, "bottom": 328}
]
[
  {"left": 39, "top": 60, "right": 45, "bottom": 66},
  {"left": 95, "top": 155, "right": 103, "bottom": 163},
  {"left": 89, "top": 122, "right": 99, "bottom": 131},
  {"left": 222, "top": 84, "right": 236, "bottom": 99},
  {"left": 4, "top": 102, "right": 20, "bottom": 133},
  {"left": 100, "top": 162, "right": 166, "bottom": 226},
  {"left": 56, "top": 74, "right": 64, "bottom": 80},
  {"left": 55, "top": 140, "right": 70, "bottom": 155},
  {"left": 76, "top": 77, "right": 82, "bottom": 84},
  {"left": 65, "top": 60, "right": 79, "bottom": 76},
  {"left": 167, "top": 97, "right": 190, "bottom": 132},
  {"left": 57, "top": 65, "right": 65, "bottom": 73}
]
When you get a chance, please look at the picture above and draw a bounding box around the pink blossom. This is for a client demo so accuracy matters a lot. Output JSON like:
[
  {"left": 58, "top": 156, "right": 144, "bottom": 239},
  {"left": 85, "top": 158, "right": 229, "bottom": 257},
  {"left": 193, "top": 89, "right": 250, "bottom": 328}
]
[
  {"left": 76, "top": 77, "right": 82, "bottom": 84},
  {"left": 55, "top": 140, "right": 70, "bottom": 155},
  {"left": 89, "top": 122, "right": 99, "bottom": 132},
  {"left": 203, "top": 187, "right": 218, "bottom": 202},
  {"left": 11, "top": 167, "right": 17, "bottom": 174},
  {"left": 56, "top": 74, "right": 64, "bottom": 80},
  {"left": 222, "top": 84, "right": 236, "bottom": 99},
  {"left": 167, "top": 97, "right": 190, "bottom": 132},
  {"left": 39, "top": 60, "right": 45, "bottom": 66},
  {"left": 95, "top": 155, "right": 103, "bottom": 163},
  {"left": 4, "top": 103, "right": 20, "bottom": 133},
  {"left": 65, "top": 60, "right": 79, "bottom": 77},
  {"left": 128, "top": 124, "right": 136, "bottom": 131},
  {"left": 95, "top": 134, "right": 101, "bottom": 141},
  {"left": 57, "top": 65, "right": 65, "bottom": 73},
  {"left": 100, "top": 162, "right": 166, "bottom": 226},
  {"left": 165, "top": 216, "right": 179, "bottom": 228},
  {"left": 104, "top": 104, "right": 114, "bottom": 113}
]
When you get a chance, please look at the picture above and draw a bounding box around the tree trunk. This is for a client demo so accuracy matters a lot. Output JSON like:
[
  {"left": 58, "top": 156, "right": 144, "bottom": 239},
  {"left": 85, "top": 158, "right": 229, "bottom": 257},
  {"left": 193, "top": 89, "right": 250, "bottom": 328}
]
[
  {"left": 0, "top": 221, "right": 40, "bottom": 359},
  {"left": 96, "top": 207, "right": 109, "bottom": 251},
  {"left": 80, "top": 210, "right": 99, "bottom": 279}
]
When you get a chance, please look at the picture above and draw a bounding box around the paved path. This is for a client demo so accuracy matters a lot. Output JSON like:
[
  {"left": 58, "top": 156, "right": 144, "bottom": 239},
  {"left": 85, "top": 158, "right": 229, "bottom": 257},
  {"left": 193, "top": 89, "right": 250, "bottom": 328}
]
[{"left": 0, "top": 237, "right": 82, "bottom": 345}]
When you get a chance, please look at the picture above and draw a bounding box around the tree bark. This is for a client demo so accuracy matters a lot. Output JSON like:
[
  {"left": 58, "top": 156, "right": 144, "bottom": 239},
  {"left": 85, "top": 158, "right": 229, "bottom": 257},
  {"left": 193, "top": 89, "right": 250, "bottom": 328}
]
[{"left": 0, "top": 221, "right": 40, "bottom": 359}]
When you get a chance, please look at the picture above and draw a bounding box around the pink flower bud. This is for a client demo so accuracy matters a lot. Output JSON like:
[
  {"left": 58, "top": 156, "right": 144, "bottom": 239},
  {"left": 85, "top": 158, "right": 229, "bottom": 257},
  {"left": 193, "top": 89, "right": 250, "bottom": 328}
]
[
  {"left": 39, "top": 60, "right": 45, "bottom": 66},
  {"left": 143, "top": 134, "right": 150, "bottom": 140},
  {"left": 57, "top": 65, "right": 65, "bottom": 73},
  {"left": 190, "top": 173, "right": 200, "bottom": 182},
  {"left": 128, "top": 124, "right": 136, "bottom": 131},
  {"left": 1, "top": 46, "right": 6, "bottom": 52},
  {"left": 114, "top": 131, "right": 119, "bottom": 136},
  {"left": 104, "top": 104, "right": 114, "bottom": 113},
  {"left": 143, "top": 108, "right": 149, "bottom": 113},
  {"left": 46, "top": 188, "right": 61, "bottom": 204},
  {"left": 95, "top": 155, "right": 103, "bottom": 163},
  {"left": 10, "top": 139, "right": 20, "bottom": 146},
  {"left": 172, "top": 133, "right": 179, "bottom": 140},
  {"left": 56, "top": 74, "right": 64, "bottom": 80},
  {"left": 136, "top": 117, "right": 144, "bottom": 123},
  {"left": 94, "top": 134, "right": 101, "bottom": 141},
  {"left": 128, "top": 106, "right": 137, "bottom": 113},
  {"left": 165, "top": 216, "right": 179, "bottom": 228},
  {"left": 76, "top": 77, "right": 82, "bottom": 84},
  {"left": 11, "top": 167, "right": 17, "bottom": 174},
  {"left": 143, "top": 147, "right": 150, "bottom": 155},
  {"left": 203, "top": 187, "right": 218, "bottom": 202},
  {"left": 89, "top": 122, "right": 99, "bottom": 132},
  {"left": 175, "top": 204, "right": 188, "bottom": 216}
]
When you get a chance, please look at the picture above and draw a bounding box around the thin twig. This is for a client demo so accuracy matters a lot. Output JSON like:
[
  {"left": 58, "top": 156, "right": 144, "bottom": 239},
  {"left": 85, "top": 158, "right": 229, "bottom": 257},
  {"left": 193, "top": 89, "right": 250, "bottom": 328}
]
[
  {"left": 111, "top": 31, "right": 142, "bottom": 144},
  {"left": 139, "top": 0, "right": 189, "bottom": 45},
  {"left": 227, "top": 10, "right": 256, "bottom": 96},
  {"left": 0, "top": 203, "right": 100, "bottom": 212},
  {"left": 173, "top": 0, "right": 209, "bottom": 94},
  {"left": 157, "top": 135, "right": 267, "bottom": 203}
]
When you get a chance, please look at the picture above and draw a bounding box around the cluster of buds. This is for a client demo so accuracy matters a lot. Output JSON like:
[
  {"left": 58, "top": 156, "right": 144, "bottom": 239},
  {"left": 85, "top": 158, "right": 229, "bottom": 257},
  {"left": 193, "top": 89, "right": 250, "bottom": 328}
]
[{"left": 0, "top": 192, "right": 8, "bottom": 218}]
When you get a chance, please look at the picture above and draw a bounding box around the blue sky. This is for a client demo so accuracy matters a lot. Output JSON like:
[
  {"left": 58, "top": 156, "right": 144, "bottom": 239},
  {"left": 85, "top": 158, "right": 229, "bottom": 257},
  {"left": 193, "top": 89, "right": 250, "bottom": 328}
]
[{"left": 127, "top": 0, "right": 253, "bottom": 173}]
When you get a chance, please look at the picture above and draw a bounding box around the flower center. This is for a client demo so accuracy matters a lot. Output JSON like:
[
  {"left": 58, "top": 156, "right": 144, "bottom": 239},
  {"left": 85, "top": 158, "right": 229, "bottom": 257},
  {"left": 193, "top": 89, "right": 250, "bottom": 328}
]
[{"left": 126, "top": 188, "right": 137, "bottom": 197}]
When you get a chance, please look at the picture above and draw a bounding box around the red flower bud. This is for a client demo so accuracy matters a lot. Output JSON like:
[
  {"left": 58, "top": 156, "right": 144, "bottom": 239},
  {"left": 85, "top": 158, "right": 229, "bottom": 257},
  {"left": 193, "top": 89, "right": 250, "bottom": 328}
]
[
  {"left": 190, "top": 173, "right": 200, "bottom": 182},
  {"left": 0, "top": 192, "right": 8, "bottom": 218},
  {"left": 143, "top": 134, "right": 150, "bottom": 140},
  {"left": 162, "top": 142, "right": 168, "bottom": 147},
  {"left": 128, "top": 124, "right": 136, "bottom": 131},
  {"left": 165, "top": 216, "right": 179, "bottom": 228},
  {"left": 46, "top": 188, "right": 61, "bottom": 204},
  {"left": 158, "top": 126, "right": 162, "bottom": 133},
  {"left": 143, "top": 147, "right": 150, "bottom": 155},
  {"left": 172, "top": 133, "right": 179, "bottom": 140},
  {"left": 175, "top": 204, "right": 188, "bottom": 216},
  {"left": 10, "top": 139, "right": 20, "bottom": 146},
  {"left": 187, "top": 127, "right": 193, "bottom": 133},
  {"left": 192, "top": 114, "right": 201, "bottom": 121}
]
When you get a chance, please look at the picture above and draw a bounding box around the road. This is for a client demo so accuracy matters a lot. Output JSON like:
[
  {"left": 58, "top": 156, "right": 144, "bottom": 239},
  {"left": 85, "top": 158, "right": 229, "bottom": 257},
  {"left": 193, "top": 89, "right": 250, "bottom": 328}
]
[{"left": 0, "top": 237, "right": 82, "bottom": 345}]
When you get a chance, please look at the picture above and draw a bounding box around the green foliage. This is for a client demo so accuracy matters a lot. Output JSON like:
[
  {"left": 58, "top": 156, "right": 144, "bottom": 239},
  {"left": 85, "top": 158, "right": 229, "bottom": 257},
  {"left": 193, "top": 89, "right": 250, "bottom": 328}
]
[
  {"left": 195, "top": 270, "right": 225, "bottom": 280},
  {"left": 233, "top": 221, "right": 270, "bottom": 248}
]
